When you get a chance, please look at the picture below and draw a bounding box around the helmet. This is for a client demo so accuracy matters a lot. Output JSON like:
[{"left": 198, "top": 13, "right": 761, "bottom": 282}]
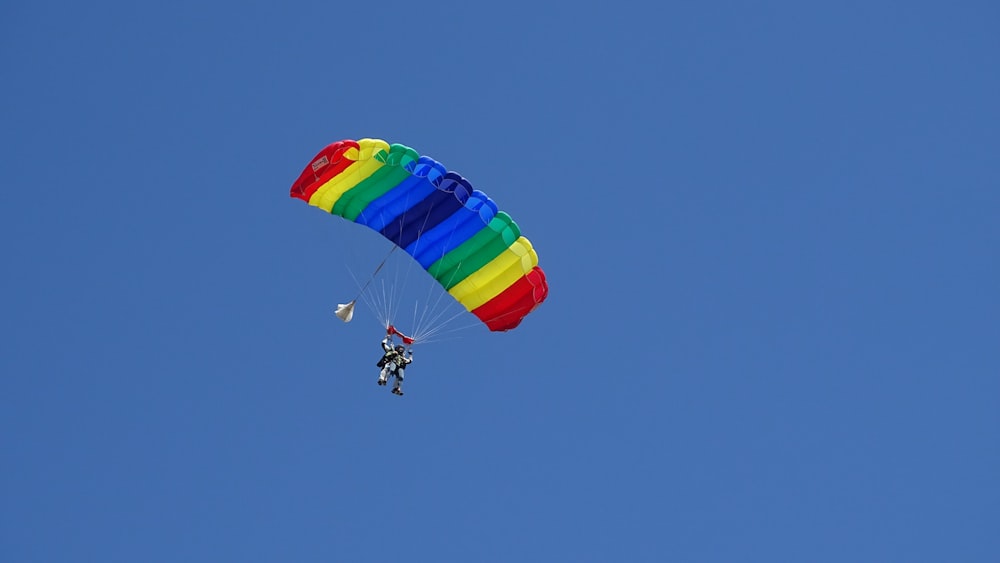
[{"left": 395, "top": 345, "right": 405, "bottom": 353}]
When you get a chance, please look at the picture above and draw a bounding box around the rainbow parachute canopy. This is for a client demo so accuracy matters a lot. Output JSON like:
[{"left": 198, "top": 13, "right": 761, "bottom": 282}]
[{"left": 290, "top": 138, "right": 548, "bottom": 332}]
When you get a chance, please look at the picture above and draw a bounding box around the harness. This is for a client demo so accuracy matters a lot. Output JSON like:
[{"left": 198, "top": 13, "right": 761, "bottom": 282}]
[{"left": 377, "top": 349, "right": 409, "bottom": 369}]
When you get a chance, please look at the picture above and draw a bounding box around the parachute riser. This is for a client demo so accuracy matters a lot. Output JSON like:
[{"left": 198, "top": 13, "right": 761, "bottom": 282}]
[{"left": 386, "top": 324, "right": 415, "bottom": 345}]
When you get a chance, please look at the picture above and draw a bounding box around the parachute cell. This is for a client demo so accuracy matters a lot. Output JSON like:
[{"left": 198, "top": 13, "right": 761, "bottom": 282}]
[{"left": 290, "top": 138, "right": 548, "bottom": 332}]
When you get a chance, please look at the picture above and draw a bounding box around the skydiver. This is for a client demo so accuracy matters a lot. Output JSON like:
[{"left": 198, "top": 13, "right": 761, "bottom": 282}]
[{"left": 377, "top": 334, "right": 413, "bottom": 396}]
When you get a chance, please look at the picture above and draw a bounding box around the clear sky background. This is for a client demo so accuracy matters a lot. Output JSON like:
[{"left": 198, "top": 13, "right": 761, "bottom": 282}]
[{"left": 2, "top": 1, "right": 998, "bottom": 561}]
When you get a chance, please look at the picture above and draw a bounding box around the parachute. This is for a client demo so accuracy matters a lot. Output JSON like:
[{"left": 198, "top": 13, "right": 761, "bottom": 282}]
[{"left": 290, "top": 138, "right": 548, "bottom": 336}]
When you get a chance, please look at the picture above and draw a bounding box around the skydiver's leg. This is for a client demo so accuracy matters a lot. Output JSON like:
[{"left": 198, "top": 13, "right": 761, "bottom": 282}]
[
  {"left": 379, "top": 362, "right": 397, "bottom": 386},
  {"left": 392, "top": 368, "right": 405, "bottom": 395}
]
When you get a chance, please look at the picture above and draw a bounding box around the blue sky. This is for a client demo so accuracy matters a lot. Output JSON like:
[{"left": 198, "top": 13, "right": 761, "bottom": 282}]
[{"left": 2, "top": 1, "right": 998, "bottom": 561}]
